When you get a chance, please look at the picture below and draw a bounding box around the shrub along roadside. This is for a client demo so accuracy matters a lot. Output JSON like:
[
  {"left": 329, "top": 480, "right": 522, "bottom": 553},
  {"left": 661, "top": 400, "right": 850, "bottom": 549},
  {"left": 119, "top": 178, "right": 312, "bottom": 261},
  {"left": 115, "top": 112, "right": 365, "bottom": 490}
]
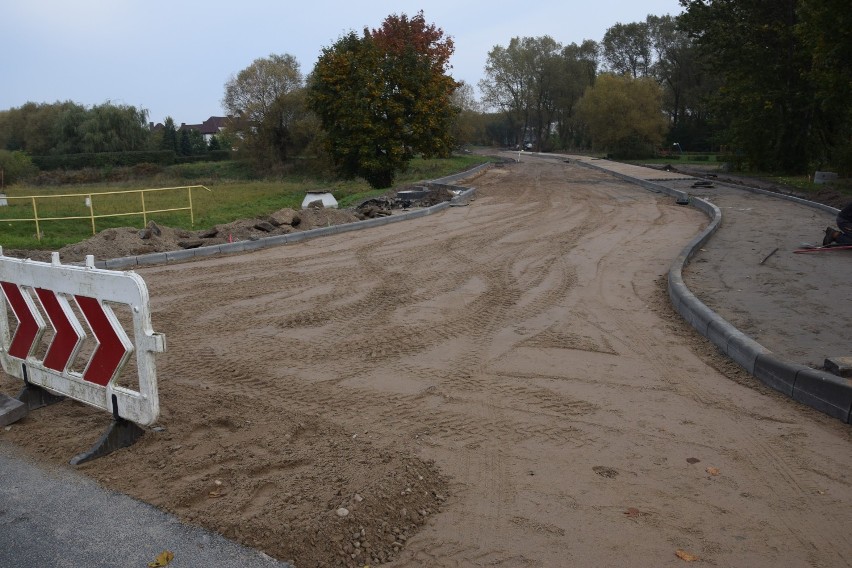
[{"left": 0, "top": 150, "right": 38, "bottom": 185}]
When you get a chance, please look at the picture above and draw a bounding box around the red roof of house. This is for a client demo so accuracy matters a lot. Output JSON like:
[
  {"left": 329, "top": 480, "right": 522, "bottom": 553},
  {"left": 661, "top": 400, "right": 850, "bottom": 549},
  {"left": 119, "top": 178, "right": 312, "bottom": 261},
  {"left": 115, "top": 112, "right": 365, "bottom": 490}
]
[
  {"left": 201, "top": 116, "right": 228, "bottom": 133},
  {"left": 177, "top": 116, "right": 228, "bottom": 134}
]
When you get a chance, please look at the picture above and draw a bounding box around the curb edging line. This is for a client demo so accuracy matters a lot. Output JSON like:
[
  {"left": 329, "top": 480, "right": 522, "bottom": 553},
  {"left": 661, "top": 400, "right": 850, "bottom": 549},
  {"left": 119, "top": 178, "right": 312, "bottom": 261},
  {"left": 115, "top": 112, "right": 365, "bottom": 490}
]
[
  {"left": 91, "top": 165, "right": 487, "bottom": 271},
  {"left": 575, "top": 157, "right": 851, "bottom": 423}
]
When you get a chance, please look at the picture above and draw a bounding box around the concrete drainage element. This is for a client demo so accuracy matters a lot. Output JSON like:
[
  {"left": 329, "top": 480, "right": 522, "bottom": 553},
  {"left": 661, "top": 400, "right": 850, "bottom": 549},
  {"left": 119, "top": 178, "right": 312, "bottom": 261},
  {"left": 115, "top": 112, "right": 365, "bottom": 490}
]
[
  {"left": 301, "top": 192, "right": 338, "bottom": 209},
  {"left": 813, "top": 171, "right": 838, "bottom": 185},
  {"left": 397, "top": 187, "right": 430, "bottom": 200}
]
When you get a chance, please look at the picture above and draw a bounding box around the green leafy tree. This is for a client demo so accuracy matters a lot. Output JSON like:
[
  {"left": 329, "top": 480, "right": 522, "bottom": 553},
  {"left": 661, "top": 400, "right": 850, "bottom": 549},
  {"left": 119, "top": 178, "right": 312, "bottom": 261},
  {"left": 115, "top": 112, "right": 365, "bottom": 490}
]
[
  {"left": 679, "top": 0, "right": 818, "bottom": 172},
  {"left": 601, "top": 22, "right": 652, "bottom": 78},
  {"left": 479, "top": 37, "right": 536, "bottom": 148},
  {"left": 51, "top": 102, "right": 89, "bottom": 154},
  {"left": 0, "top": 149, "right": 37, "bottom": 184},
  {"left": 0, "top": 101, "right": 74, "bottom": 154},
  {"left": 480, "top": 36, "right": 597, "bottom": 151},
  {"left": 576, "top": 73, "right": 667, "bottom": 158},
  {"left": 0, "top": 101, "right": 149, "bottom": 155},
  {"left": 647, "top": 14, "right": 719, "bottom": 152},
  {"left": 451, "top": 81, "right": 486, "bottom": 146},
  {"left": 223, "top": 53, "right": 305, "bottom": 165},
  {"left": 188, "top": 129, "right": 207, "bottom": 154},
  {"left": 308, "top": 11, "right": 457, "bottom": 188},
  {"left": 553, "top": 41, "right": 599, "bottom": 149},
  {"left": 208, "top": 135, "right": 221, "bottom": 151},
  {"left": 282, "top": 90, "right": 323, "bottom": 162},
  {"left": 215, "top": 125, "right": 240, "bottom": 153},
  {"left": 525, "top": 36, "right": 565, "bottom": 151},
  {"left": 160, "top": 117, "right": 178, "bottom": 153},
  {"left": 0, "top": 108, "right": 21, "bottom": 151},
  {"left": 76, "top": 102, "right": 149, "bottom": 153},
  {"left": 796, "top": 0, "right": 852, "bottom": 173},
  {"left": 482, "top": 112, "right": 517, "bottom": 147},
  {"left": 179, "top": 128, "right": 192, "bottom": 156}
]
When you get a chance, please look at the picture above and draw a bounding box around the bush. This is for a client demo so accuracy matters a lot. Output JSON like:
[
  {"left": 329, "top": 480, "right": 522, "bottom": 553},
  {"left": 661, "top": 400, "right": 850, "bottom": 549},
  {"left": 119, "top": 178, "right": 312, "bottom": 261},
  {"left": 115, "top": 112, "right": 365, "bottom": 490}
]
[
  {"left": 207, "top": 150, "right": 233, "bottom": 162},
  {"left": 0, "top": 150, "right": 38, "bottom": 184},
  {"left": 828, "top": 141, "right": 852, "bottom": 177},
  {"left": 174, "top": 155, "right": 208, "bottom": 165},
  {"left": 31, "top": 150, "right": 234, "bottom": 171},
  {"left": 131, "top": 163, "right": 164, "bottom": 178},
  {"left": 31, "top": 150, "right": 177, "bottom": 170},
  {"left": 693, "top": 155, "right": 710, "bottom": 161},
  {"left": 30, "top": 167, "right": 110, "bottom": 185},
  {"left": 719, "top": 153, "right": 746, "bottom": 171}
]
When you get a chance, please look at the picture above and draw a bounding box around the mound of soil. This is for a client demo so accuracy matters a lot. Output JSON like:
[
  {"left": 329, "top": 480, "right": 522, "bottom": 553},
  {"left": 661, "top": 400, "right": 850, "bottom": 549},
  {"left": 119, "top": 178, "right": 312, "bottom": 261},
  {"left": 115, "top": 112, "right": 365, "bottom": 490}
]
[
  {"left": 4, "top": 185, "right": 460, "bottom": 265},
  {"left": 4, "top": 206, "right": 364, "bottom": 265}
]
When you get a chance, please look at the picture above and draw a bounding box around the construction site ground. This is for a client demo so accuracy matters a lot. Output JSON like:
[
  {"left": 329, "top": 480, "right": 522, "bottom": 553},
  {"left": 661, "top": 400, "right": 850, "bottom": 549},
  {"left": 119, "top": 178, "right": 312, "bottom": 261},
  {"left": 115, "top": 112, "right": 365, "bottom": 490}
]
[{"left": 1, "top": 153, "right": 850, "bottom": 568}]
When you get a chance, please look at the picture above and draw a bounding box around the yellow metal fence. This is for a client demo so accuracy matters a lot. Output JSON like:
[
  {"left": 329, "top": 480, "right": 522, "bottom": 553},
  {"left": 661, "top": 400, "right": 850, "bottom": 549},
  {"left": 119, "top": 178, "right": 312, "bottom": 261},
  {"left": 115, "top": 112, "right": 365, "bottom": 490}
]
[{"left": 0, "top": 185, "right": 210, "bottom": 240}]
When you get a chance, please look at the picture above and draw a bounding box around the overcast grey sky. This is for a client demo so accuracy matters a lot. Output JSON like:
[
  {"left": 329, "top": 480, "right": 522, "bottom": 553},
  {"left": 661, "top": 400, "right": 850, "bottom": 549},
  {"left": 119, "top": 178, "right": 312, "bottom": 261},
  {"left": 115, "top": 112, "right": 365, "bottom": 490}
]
[{"left": 1, "top": 0, "right": 683, "bottom": 125}]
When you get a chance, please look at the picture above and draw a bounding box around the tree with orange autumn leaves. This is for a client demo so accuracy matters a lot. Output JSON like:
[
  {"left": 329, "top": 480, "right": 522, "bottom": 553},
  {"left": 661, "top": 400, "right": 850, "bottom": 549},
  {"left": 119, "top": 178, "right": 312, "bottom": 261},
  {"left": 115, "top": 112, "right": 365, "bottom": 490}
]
[{"left": 308, "top": 11, "right": 458, "bottom": 188}]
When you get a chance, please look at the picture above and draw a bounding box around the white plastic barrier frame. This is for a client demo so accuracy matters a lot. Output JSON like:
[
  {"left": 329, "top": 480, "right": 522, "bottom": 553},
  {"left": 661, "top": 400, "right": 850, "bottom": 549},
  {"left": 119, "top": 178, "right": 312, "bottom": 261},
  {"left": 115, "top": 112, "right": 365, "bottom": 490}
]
[{"left": 0, "top": 250, "right": 165, "bottom": 426}]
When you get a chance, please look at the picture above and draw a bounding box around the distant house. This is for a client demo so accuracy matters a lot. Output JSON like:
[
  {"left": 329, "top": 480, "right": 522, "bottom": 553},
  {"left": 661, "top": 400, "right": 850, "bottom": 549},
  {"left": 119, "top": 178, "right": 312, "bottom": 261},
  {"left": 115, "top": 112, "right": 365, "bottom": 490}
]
[
  {"left": 149, "top": 116, "right": 229, "bottom": 143},
  {"left": 179, "top": 116, "right": 228, "bottom": 142}
]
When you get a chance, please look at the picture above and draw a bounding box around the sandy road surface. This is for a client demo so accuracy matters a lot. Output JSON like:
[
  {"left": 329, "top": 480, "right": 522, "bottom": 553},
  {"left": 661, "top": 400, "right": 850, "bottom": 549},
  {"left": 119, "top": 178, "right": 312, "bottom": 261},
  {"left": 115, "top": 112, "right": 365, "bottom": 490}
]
[{"left": 2, "top": 155, "right": 851, "bottom": 567}]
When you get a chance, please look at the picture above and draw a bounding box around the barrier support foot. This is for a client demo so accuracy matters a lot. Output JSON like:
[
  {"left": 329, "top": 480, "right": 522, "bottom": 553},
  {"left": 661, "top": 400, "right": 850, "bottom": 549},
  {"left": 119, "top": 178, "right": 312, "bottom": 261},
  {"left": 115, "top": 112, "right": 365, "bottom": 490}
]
[
  {"left": 17, "top": 367, "right": 65, "bottom": 410},
  {"left": 70, "top": 417, "right": 144, "bottom": 466},
  {"left": 17, "top": 384, "right": 65, "bottom": 409}
]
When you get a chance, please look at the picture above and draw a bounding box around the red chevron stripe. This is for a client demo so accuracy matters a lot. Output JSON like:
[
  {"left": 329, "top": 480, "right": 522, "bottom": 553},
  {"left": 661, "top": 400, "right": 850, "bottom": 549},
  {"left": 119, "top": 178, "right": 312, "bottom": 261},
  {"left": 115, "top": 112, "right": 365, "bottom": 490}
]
[
  {"left": 1, "top": 282, "right": 44, "bottom": 359},
  {"left": 35, "top": 288, "right": 84, "bottom": 372},
  {"left": 75, "top": 295, "right": 132, "bottom": 386}
]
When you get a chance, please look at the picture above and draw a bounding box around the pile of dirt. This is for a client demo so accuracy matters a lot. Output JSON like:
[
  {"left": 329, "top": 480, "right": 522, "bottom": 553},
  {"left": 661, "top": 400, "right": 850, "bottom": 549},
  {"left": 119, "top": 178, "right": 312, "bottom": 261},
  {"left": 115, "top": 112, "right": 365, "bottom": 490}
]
[
  {"left": 4, "top": 206, "right": 363, "bottom": 265},
  {"left": 4, "top": 185, "right": 460, "bottom": 265}
]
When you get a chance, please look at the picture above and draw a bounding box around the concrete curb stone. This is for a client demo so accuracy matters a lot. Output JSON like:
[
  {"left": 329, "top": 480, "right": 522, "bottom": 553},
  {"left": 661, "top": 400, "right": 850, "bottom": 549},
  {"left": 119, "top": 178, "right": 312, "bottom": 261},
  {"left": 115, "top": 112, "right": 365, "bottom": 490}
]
[
  {"left": 576, "top": 157, "right": 851, "bottom": 423},
  {"left": 792, "top": 368, "right": 852, "bottom": 422},
  {"left": 92, "top": 165, "right": 486, "bottom": 270},
  {"left": 0, "top": 393, "right": 27, "bottom": 427},
  {"left": 753, "top": 354, "right": 806, "bottom": 397}
]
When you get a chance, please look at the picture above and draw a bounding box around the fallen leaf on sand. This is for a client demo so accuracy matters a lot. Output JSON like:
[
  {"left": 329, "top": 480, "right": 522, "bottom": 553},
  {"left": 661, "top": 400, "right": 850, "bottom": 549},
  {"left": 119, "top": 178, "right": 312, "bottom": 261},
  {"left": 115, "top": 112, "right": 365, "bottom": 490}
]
[
  {"left": 624, "top": 507, "right": 642, "bottom": 517},
  {"left": 675, "top": 549, "right": 700, "bottom": 562},
  {"left": 706, "top": 466, "right": 720, "bottom": 476},
  {"left": 148, "top": 550, "right": 174, "bottom": 567}
]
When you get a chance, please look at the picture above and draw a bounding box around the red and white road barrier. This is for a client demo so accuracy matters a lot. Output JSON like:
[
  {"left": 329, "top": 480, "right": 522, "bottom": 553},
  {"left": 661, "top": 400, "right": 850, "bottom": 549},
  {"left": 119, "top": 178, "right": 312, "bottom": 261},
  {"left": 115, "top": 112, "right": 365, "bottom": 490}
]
[{"left": 0, "top": 250, "right": 165, "bottom": 426}]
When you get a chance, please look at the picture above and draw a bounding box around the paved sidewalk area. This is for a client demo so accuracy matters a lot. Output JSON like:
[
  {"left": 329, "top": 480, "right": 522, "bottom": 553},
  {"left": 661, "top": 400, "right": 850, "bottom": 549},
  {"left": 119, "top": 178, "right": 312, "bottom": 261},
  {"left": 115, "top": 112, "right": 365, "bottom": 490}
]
[{"left": 570, "top": 155, "right": 852, "bottom": 369}]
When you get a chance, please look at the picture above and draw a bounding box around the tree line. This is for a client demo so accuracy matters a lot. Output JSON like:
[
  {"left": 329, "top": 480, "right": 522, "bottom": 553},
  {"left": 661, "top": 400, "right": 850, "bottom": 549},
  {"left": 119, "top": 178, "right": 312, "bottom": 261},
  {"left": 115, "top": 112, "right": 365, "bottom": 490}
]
[
  {"left": 2, "top": 2, "right": 850, "bottom": 188},
  {"left": 477, "top": 0, "right": 850, "bottom": 174},
  {"left": 0, "top": 102, "right": 225, "bottom": 157}
]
